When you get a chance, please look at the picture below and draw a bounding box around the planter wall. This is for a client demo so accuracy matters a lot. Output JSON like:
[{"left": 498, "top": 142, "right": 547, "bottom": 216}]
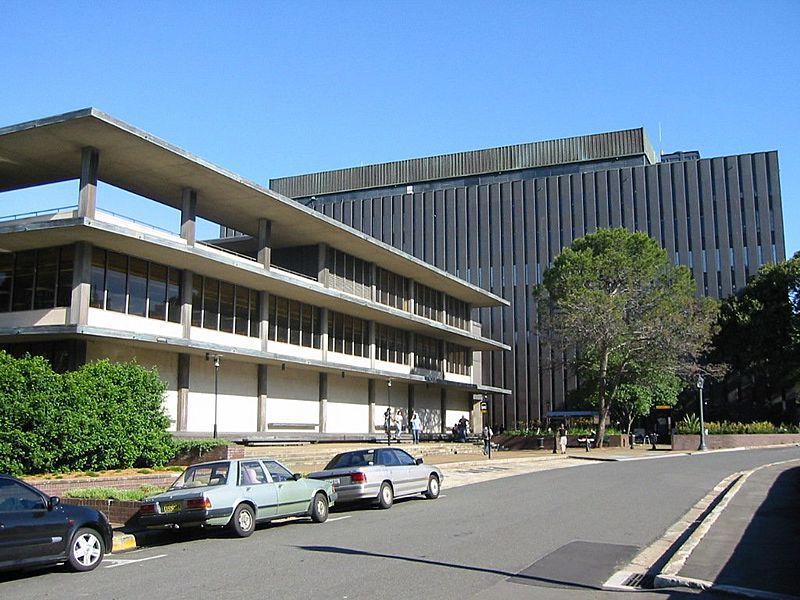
[
  {"left": 671, "top": 433, "right": 800, "bottom": 451},
  {"left": 493, "top": 433, "right": 627, "bottom": 450},
  {"left": 65, "top": 498, "right": 143, "bottom": 526},
  {"left": 25, "top": 473, "right": 177, "bottom": 497}
]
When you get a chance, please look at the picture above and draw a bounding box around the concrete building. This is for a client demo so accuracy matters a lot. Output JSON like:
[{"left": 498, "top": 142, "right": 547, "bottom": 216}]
[
  {"left": 270, "top": 128, "right": 786, "bottom": 429},
  {"left": 0, "top": 109, "right": 508, "bottom": 438}
]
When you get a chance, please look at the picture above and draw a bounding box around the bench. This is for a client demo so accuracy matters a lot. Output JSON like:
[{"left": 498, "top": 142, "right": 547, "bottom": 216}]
[
  {"left": 267, "top": 422, "right": 318, "bottom": 430},
  {"left": 576, "top": 437, "right": 595, "bottom": 451}
]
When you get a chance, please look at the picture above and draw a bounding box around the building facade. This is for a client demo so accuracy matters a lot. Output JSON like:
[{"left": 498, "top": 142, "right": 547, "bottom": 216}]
[
  {"left": 0, "top": 109, "right": 508, "bottom": 438},
  {"left": 271, "top": 128, "right": 786, "bottom": 429}
]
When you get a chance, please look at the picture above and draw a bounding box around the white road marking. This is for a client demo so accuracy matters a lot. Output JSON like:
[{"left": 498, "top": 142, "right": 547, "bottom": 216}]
[
  {"left": 104, "top": 554, "right": 167, "bottom": 568},
  {"left": 327, "top": 516, "right": 352, "bottom": 522}
]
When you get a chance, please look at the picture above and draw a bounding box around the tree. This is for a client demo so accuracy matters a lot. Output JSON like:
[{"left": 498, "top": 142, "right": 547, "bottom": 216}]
[
  {"left": 613, "top": 369, "right": 683, "bottom": 435},
  {"left": 711, "top": 254, "right": 800, "bottom": 421},
  {"left": 536, "top": 228, "right": 717, "bottom": 447}
]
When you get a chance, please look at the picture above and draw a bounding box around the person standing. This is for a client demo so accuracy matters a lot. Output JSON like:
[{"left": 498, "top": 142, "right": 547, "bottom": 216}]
[
  {"left": 482, "top": 424, "right": 493, "bottom": 455},
  {"left": 410, "top": 412, "right": 422, "bottom": 444},
  {"left": 558, "top": 424, "right": 567, "bottom": 454},
  {"left": 395, "top": 409, "right": 404, "bottom": 442}
]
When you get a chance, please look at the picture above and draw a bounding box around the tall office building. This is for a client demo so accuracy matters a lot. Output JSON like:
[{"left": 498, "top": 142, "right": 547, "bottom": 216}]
[{"left": 271, "top": 128, "right": 786, "bottom": 428}]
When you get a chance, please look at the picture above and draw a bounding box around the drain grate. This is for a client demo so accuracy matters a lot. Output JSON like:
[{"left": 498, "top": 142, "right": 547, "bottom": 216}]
[{"left": 621, "top": 572, "right": 655, "bottom": 589}]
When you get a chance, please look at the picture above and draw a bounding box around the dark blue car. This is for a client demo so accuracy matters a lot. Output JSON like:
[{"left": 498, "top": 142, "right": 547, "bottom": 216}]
[{"left": 0, "top": 474, "right": 113, "bottom": 572}]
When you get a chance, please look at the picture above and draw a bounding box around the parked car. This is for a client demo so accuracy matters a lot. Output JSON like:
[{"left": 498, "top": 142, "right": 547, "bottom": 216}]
[
  {"left": 138, "top": 458, "right": 336, "bottom": 537},
  {"left": 308, "top": 447, "right": 443, "bottom": 509},
  {"left": 0, "top": 474, "right": 113, "bottom": 573}
]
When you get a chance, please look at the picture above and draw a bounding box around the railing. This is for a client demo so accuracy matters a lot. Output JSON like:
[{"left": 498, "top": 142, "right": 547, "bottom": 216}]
[
  {"left": 196, "top": 240, "right": 258, "bottom": 263},
  {"left": 0, "top": 205, "right": 77, "bottom": 222},
  {"left": 95, "top": 209, "right": 177, "bottom": 237}
]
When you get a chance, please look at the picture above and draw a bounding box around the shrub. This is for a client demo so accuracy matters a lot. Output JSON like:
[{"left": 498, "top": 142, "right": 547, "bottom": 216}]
[
  {"left": 63, "top": 485, "right": 167, "bottom": 502},
  {"left": 676, "top": 414, "right": 800, "bottom": 435}
]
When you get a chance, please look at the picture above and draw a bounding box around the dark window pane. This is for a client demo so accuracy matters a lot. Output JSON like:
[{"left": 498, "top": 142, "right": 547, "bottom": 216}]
[
  {"left": 275, "top": 297, "right": 288, "bottom": 343},
  {"left": 167, "top": 268, "right": 181, "bottom": 323},
  {"left": 56, "top": 245, "right": 74, "bottom": 307},
  {"left": 219, "top": 282, "right": 234, "bottom": 333},
  {"left": 249, "top": 292, "right": 259, "bottom": 338},
  {"left": 289, "top": 300, "right": 301, "bottom": 345},
  {"left": 191, "top": 275, "right": 203, "bottom": 327},
  {"left": 106, "top": 252, "right": 127, "bottom": 313},
  {"left": 148, "top": 263, "right": 167, "bottom": 320},
  {"left": 203, "top": 278, "right": 219, "bottom": 330},
  {"left": 235, "top": 286, "right": 249, "bottom": 336},
  {"left": 90, "top": 248, "right": 106, "bottom": 309},
  {"left": 0, "top": 253, "right": 14, "bottom": 312},
  {"left": 12, "top": 252, "right": 35, "bottom": 311},
  {"left": 128, "top": 257, "right": 148, "bottom": 317},
  {"left": 33, "top": 248, "right": 58, "bottom": 310}
]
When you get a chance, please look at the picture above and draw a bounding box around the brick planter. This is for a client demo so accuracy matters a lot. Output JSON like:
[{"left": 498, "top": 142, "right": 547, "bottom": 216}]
[
  {"left": 493, "top": 433, "right": 626, "bottom": 450},
  {"left": 671, "top": 433, "right": 800, "bottom": 451},
  {"left": 64, "top": 498, "right": 143, "bottom": 526}
]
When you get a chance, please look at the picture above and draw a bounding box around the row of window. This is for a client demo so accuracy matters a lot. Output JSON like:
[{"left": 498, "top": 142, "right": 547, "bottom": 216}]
[
  {"left": 191, "top": 275, "right": 260, "bottom": 337},
  {"left": 326, "top": 247, "right": 372, "bottom": 299},
  {"left": 0, "top": 246, "right": 74, "bottom": 313},
  {"left": 91, "top": 249, "right": 181, "bottom": 322}
]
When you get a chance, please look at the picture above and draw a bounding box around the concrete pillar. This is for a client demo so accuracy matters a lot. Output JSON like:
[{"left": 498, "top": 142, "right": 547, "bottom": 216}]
[
  {"left": 368, "top": 379, "right": 376, "bottom": 433},
  {"left": 257, "top": 364, "right": 268, "bottom": 431},
  {"left": 408, "top": 332, "right": 416, "bottom": 370},
  {"left": 318, "top": 243, "right": 329, "bottom": 287},
  {"left": 440, "top": 388, "right": 447, "bottom": 433},
  {"left": 78, "top": 147, "right": 99, "bottom": 219},
  {"left": 180, "top": 189, "right": 197, "bottom": 246},
  {"left": 259, "top": 291, "right": 270, "bottom": 352},
  {"left": 408, "top": 280, "right": 415, "bottom": 315},
  {"left": 368, "top": 320, "right": 376, "bottom": 369},
  {"left": 257, "top": 218, "right": 272, "bottom": 269},
  {"left": 407, "top": 384, "right": 415, "bottom": 416},
  {"left": 69, "top": 242, "right": 92, "bottom": 325},
  {"left": 370, "top": 263, "right": 377, "bottom": 302},
  {"left": 176, "top": 353, "right": 190, "bottom": 432},
  {"left": 318, "top": 372, "right": 328, "bottom": 433},
  {"left": 180, "top": 270, "right": 194, "bottom": 339},
  {"left": 320, "top": 308, "right": 329, "bottom": 361}
]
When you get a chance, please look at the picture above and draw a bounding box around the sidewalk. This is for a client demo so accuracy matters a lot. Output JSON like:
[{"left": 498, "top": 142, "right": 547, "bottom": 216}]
[{"left": 656, "top": 458, "right": 800, "bottom": 599}]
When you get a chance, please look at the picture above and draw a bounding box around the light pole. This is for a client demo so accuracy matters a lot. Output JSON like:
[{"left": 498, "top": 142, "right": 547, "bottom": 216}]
[
  {"left": 697, "top": 374, "right": 707, "bottom": 451},
  {"left": 206, "top": 353, "right": 222, "bottom": 439}
]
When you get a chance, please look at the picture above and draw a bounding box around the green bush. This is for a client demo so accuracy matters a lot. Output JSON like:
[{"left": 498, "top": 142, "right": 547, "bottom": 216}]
[
  {"left": 63, "top": 485, "right": 167, "bottom": 502},
  {"left": 0, "top": 352, "right": 175, "bottom": 476},
  {"left": 676, "top": 414, "right": 799, "bottom": 434}
]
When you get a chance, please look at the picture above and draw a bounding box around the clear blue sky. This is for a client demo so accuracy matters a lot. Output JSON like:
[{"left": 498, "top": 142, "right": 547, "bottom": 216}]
[{"left": 2, "top": 1, "right": 798, "bottom": 254}]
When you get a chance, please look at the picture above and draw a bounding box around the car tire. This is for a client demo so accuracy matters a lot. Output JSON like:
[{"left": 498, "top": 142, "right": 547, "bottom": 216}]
[
  {"left": 67, "top": 527, "right": 105, "bottom": 572},
  {"left": 310, "top": 492, "right": 329, "bottom": 523},
  {"left": 229, "top": 503, "right": 256, "bottom": 537},
  {"left": 424, "top": 474, "right": 440, "bottom": 499},
  {"left": 377, "top": 482, "right": 394, "bottom": 509}
]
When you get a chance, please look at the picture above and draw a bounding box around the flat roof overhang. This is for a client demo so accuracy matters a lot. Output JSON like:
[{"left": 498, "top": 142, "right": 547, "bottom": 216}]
[
  {"left": 0, "top": 215, "right": 509, "bottom": 352},
  {"left": 0, "top": 109, "right": 506, "bottom": 309}
]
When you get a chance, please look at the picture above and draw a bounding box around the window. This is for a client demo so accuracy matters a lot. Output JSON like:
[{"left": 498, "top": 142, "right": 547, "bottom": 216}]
[
  {"left": 414, "top": 334, "right": 441, "bottom": 371},
  {"left": 445, "top": 295, "right": 471, "bottom": 330},
  {"left": 328, "top": 311, "right": 368, "bottom": 357},
  {"left": 446, "top": 343, "right": 472, "bottom": 375},
  {"left": 376, "top": 267, "right": 408, "bottom": 310},
  {"left": 0, "top": 479, "right": 46, "bottom": 512},
  {"left": 239, "top": 461, "right": 268, "bottom": 485},
  {"left": 376, "top": 324, "right": 408, "bottom": 364},
  {"left": 264, "top": 460, "right": 293, "bottom": 482},
  {"left": 326, "top": 248, "right": 372, "bottom": 299},
  {"left": 414, "top": 283, "right": 442, "bottom": 321},
  {"left": 0, "top": 246, "right": 74, "bottom": 313},
  {"left": 192, "top": 275, "right": 259, "bottom": 337},
  {"left": 267, "top": 294, "right": 321, "bottom": 348},
  {"left": 90, "top": 248, "right": 182, "bottom": 324}
]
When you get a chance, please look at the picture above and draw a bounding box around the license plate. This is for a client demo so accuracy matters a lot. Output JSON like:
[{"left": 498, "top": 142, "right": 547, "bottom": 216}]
[
  {"left": 161, "top": 501, "right": 182, "bottom": 514},
  {"left": 330, "top": 478, "right": 340, "bottom": 485}
]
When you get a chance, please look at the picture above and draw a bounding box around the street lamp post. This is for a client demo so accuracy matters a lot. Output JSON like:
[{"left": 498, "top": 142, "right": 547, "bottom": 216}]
[
  {"left": 206, "top": 353, "right": 222, "bottom": 439},
  {"left": 386, "top": 379, "right": 392, "bottom": 446},
  {"left": 697, "top": 374, "right": 707, "bottom": 451}
]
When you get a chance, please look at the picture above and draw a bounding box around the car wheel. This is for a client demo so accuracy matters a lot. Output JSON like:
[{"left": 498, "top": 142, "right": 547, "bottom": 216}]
[
  {"left": 377, "top": 482, "right": 394, "bottom": 509},
  {"left": 67, "top": 527, "right": 105, "bottom": 572},
  {"left": 310, "top": 492, "right": 329, "bottom": 523},
  {"left": 229, "top": 503, "right": 256, "bottom": 537},
  {"left": 424, "top": 474, "right": 440, "bottom": 499}
]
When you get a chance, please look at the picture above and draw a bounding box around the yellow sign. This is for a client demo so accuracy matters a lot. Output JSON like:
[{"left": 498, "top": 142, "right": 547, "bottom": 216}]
[{"left": 655, "top": 405, "right": 672, "bottom": 410}]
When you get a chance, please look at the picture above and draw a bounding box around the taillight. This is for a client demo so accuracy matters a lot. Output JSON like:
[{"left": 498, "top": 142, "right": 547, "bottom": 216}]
[
  {"left": 139, "top": 504, "right": 156, "bottom": 515},
  {"left": 186, "top": 498, "right": 212, "bottom": 509},
  {"left": 350, "top": 472, "right": 367, "bottom": 483}
]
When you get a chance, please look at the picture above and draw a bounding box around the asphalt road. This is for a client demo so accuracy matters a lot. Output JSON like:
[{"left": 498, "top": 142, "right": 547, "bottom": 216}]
[{"left": 2, "top": 446, "right": 798, "bottom": 600}]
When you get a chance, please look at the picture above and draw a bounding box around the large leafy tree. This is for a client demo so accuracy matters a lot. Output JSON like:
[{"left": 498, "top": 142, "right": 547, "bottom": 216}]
[
  {"left": 711, "top": 254, "right": 800, "bottom": 421},
  {"left": 536, "top": 228, "right": 717, "bottom": 446}
]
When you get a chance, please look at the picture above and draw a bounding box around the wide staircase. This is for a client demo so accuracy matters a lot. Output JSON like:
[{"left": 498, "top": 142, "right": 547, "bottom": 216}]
[{"left": 241, "top": 437, "right": 484, "bottom": 472}]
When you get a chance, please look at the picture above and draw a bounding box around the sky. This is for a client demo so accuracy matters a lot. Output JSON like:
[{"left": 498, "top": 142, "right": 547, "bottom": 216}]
[{"left": 1, "top": 1, "right": 798, "bottom": 252}]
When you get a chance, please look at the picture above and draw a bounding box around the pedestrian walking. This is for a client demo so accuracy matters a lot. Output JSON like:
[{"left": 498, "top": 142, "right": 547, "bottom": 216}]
[
  {"left": 482, "top": 424, "right": 493, "bottom": 455},
  {"left": 558, "top": 424, "right": 567, "bottom": 454},
  {"left": 410, "top": 411, "right": 422, "bottom": 444},
  {"left": 395, "top": 409, "right": 404, "bottom": 441}
]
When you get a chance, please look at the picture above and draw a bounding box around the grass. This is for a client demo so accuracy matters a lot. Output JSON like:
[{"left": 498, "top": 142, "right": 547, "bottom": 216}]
[{"left": 63, "top": 485, "right": 168, "bottom": 502}]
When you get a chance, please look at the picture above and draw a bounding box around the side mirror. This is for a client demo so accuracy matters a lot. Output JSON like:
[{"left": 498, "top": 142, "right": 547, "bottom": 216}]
[
  {"left": 292, "top": 473, "right": 303, "bottom": 481},
  {"left": 415, "top": 458, "right": 424, "bottom": 465},
  {"left": 48, "top": 496, "right": 61, "bottom": 510}
]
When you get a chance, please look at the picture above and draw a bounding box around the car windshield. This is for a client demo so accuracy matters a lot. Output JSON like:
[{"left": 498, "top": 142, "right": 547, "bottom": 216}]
[
  {"left": 324, "top": 451, "right": 374, "bottom": 469},
  {"left": 170, "top": 463, "right": 230, "bottom": 490}
]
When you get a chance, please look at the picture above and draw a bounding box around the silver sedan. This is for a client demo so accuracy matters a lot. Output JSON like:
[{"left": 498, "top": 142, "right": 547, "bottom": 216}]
[{"left": 308, "top": 447, "right": 443, "bottom": 509}]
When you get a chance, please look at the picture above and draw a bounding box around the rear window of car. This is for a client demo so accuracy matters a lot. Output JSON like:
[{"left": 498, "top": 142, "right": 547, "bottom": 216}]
[
  {"left": 324, "top": 451, "right": 374, "bottom": 469},
  {"left": 170, "top": 463, "right": 230, "bottom": 489}
]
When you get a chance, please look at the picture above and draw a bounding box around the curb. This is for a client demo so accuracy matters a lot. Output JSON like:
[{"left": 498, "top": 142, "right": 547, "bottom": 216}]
[{"left": 111, "top": 530, "right": 138, "bottom": 553}]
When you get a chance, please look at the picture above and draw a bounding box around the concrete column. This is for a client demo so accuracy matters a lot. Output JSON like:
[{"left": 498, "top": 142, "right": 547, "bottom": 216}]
[
  {"left": 318, "top": 372, "right": 328, "bottom": 433},
  {"left": 257, "top": 218, "right": 272, "bottom": 269},
  {"left": 368, "top": 320, "right": 376, "bottom": 369},
  {"left": 408, "top": 332, "right": 416, "bottom": 370},
  {"left": 407, "top": 384, "right": 415, "bottom": 416},
  {"left": 441, "top": 341, "right": 448, "bottom": 374},
  {"left": 78, "top": 147, "right": 99, "bottom": 219},
  {"left": 370, "top": 263, "right": 377, "bottom": 302},
  {"left": 318, "top": 243, "right": 329, "bottom": 286},
  {"left": 320, "top": 308, "right": 329, "bottom": 361},
  {"left": 368, "top": 379, "right": 376, "bottom": 433},
  {"left": 257, "top": 364, "right": 268, "bottom": 432},
  {"left": 180, "top": 189, "right": 197, "bottom": 246},
  {"left": 440, "top": 388, "right": 447, "bottom": 433},
  {"left": 408, "top": 280, "right": 415, "bottom": 315},
  {"left": 176, "top": 353, "right": 190, "bottom": 432},
  {"left": 260, "top": 291, "right": 270, "bottom": 352},
  {"left": 69, "top": 242, "right": 92, "bottom": 325},
  {"left": 180, "top": 270, "right": 194, "bottom": 339}
]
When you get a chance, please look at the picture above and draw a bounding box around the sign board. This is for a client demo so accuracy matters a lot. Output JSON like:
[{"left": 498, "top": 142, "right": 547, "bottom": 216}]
[
  {"left": 480, "top": 401, "right": 488, "bottom": 411},
  {"left": 654, "top": 405, "right": 673, "bottom": 410},
  {"left": 472, "top": 393, "right": 484, "bottom": 401}
]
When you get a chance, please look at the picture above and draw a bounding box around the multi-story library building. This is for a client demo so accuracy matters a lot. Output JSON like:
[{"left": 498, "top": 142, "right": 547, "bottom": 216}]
[
  {"left": 0, "top": 109, "right": 508, "bottom": 438},
  {"left": 271, "top": 128, "right": 786, "bottom": 429}
]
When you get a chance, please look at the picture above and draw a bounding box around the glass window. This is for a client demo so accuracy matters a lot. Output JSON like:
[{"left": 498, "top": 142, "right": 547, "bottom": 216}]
[
  {"left": 0, "top": 479, "right": 46, "bottom": 512},
  {"left": 128, "top": 257, "right": 148, "bottom": 317},
  {"left": 289, "top": 299, "right": 301, "bottom": 345},
  {"left": 12, "top": 252, "right": 34, "bottom": 311},
  {"left": 203, "top": 278, "right": 219, "bottom": 330},
  {"left": 248, "top": 292, "right": 259, "bottom": 338},
  {"left": 0, "top": 253, "right": 13, "bottom": 312},
  {"left": 263, "top": 460, "right": 293, "bottom": 482},
  {"left": 56, "top": 245, "right": 74, "bottom": 308},
  {"left": 191, "top": 274, "right": 203, "bottom": 327},
  {"left": 239, "top": 461, "right": 268, "bottom": 485},
  {"left": 90, "top": 249, "right": 106, "bottom": 309},
  {"left": 33, "top": 247, "right": 58, "bottom": 310},
  {"left": 105, "top": 252, "right": 128, "bottom": 313},
  {"left": 235, "top": 286, "right": 249, "bottom": 336},
  {"left": 148, "top": 263, "right": 167, "bottom": 321},
  {"left": 167, "top": 268, "right": 181, "bottom": 323},
  {"left": 275, "top": 296, "right": 289, "bottom": 343},
  {"left": 219, "top": 281, "right": 235, "bottom": 333}
]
